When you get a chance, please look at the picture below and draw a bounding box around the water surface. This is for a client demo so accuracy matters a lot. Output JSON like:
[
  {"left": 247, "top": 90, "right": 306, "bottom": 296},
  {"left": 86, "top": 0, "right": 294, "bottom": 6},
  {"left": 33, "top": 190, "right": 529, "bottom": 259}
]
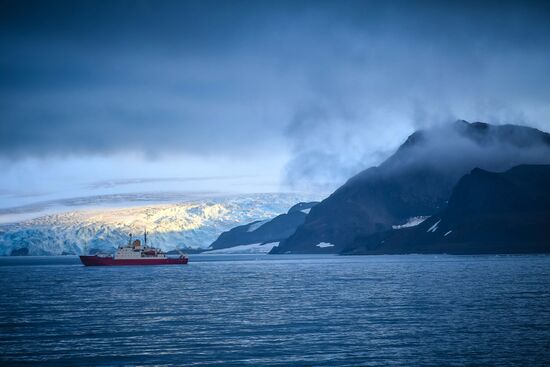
[{"left": 1, "top": 255, "right": 549, "bottom": 366}]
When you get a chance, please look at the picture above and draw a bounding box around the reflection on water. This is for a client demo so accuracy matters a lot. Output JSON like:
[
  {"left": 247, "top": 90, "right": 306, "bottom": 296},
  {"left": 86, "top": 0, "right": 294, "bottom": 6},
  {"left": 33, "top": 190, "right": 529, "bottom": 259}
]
[{"left": 1, "top": 255, "right": 549, "bottom": 366}]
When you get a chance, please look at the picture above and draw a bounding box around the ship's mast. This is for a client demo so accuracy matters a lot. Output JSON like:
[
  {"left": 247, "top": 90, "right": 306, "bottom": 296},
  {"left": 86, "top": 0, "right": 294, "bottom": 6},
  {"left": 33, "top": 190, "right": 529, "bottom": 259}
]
[{"left": 145, "top": 212, "right": 151, "bottom": 248}]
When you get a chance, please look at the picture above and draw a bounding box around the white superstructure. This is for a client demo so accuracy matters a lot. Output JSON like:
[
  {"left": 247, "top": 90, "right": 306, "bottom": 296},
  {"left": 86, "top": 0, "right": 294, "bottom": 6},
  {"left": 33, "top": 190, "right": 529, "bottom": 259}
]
[{"left": 114, "top": 233, "right": 167, "bottom": 260}]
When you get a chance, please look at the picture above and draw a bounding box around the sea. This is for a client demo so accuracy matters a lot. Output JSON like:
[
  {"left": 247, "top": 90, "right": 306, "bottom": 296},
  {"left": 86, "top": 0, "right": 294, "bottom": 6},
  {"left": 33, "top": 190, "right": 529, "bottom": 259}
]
[{"left": 1, "top": 254, "right": 549, "bottom": 366}]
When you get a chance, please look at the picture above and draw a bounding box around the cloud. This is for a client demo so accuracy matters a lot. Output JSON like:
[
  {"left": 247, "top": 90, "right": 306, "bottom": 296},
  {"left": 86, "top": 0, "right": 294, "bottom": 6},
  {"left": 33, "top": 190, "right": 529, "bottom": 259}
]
[
  {"left": 86, "top": 176, "right": 253, "bottom": 190},
  {"left": 378, "top": 121, "right": 550, "bottom": 176},
  {"left": 277, "top": 1, "right": 550, "bottom": 190},
  {"left": 1, "top": 0, "right": 550, "bottom": 193}
]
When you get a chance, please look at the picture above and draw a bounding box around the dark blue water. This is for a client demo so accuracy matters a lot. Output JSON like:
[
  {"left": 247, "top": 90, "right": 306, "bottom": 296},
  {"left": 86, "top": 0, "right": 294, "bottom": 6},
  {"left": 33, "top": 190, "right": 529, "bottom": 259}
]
[{"left": 1, "top": 255, "right": 549, "bottom": 366}]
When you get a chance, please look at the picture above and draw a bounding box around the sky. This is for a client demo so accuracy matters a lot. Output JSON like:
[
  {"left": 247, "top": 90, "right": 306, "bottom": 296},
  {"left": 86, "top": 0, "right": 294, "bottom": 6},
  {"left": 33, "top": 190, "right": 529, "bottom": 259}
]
[{"left": 1, "top": 0, "right": 550, "bottom": 211}]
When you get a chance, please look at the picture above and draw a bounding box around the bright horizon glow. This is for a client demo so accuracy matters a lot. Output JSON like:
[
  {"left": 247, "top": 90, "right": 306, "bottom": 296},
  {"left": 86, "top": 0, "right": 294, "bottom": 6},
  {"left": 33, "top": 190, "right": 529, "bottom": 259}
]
[{"left": 0, "top": 151, "right": 295, "bottom": 209}]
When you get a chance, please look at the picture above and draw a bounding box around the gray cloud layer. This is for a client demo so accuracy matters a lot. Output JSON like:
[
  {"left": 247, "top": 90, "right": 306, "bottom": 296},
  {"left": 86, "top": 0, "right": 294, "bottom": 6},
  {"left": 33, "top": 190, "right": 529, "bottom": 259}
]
[
  {"left": 86, "top": 176, "right": 252, "bottom": 190},
  {"left": 1, "top": 0, "right": 550, "bottom": 188}
]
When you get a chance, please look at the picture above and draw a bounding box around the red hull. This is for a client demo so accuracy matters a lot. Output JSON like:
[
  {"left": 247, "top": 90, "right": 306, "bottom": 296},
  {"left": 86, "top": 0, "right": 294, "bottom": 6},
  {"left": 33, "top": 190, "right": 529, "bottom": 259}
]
[{"left": 80, "top": 255, "right": 188, "bottom": 266}]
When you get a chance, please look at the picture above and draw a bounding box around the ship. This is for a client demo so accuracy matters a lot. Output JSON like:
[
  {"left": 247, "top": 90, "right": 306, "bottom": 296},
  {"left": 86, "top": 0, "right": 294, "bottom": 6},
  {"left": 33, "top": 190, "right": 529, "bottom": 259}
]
[{"left": 79, "top": 230, "right": 188, "bottom": 266}]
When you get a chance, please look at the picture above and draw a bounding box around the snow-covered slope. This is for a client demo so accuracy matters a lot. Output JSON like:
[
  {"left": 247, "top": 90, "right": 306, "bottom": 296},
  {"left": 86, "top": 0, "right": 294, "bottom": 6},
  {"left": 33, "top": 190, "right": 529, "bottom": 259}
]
[
  {"left": 0, "top": 193, "right": 315, "bottom": 255},
  {"left": 209, "top": 201, "right": 319, "bottom": 250},
  {"left": 202, "top": 242, "right": 279, "bottom": 254}
]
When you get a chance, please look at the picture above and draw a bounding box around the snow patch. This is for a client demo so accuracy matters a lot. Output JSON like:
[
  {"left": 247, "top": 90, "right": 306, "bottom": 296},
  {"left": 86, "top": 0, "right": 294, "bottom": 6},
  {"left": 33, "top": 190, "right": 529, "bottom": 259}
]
[
  {"left": 392, "top": 216, "right": 429, "bottom": 229},
  {"left": 202, "top": 242, "right": 278, "bottom": 254},
  {"left": 246, "top": 219, "right": 270, "bottom": 232},
  {"left": 427, "top": 219, "right": 441, "bottom": 233},
  {"left": 300, "top": 208, "right": 311, "bottom": 214},
  {"left": 316, "top": 242, "right": 335, "bottom": 248},
  {"left": 444, "top": 230, "right": 452, "bottom": 237}
]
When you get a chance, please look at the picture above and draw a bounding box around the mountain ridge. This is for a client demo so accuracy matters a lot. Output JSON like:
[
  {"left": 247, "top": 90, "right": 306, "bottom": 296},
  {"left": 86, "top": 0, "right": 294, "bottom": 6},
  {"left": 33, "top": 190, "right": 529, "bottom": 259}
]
[
  {"left": 342, "top": 164, "right": 550, "bottom": 255},
  {"left": 209, "top": 201, "right": 318, "bottom": 250},
  {"left": 271, "top": 121, "right": 550, "bottom": 254}
]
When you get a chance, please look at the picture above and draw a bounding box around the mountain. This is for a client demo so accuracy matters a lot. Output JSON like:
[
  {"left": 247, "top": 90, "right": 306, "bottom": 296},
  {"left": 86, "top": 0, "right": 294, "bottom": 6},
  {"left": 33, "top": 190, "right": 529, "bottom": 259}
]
[
  {"left": 209, "top": 201, "right": 318, "bottom": 250},
  {"left": 0, "top": 193, "right": 316, "bottom": 256},
  {"left": 271, "top": 121, "right": 550, "bottom": 254},
  {"left": 343, "top": 165, "right": 550, "bottom": 254}
]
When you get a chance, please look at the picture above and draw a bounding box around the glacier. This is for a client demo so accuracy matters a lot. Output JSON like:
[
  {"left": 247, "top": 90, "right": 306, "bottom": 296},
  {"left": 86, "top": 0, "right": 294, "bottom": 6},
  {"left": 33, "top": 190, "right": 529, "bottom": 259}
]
[
  {"left": 0, "top": 193, "right": 316, "bottom": 256},
  {"left": 202, "top": 242, "right": 279, "bottom": 254}
]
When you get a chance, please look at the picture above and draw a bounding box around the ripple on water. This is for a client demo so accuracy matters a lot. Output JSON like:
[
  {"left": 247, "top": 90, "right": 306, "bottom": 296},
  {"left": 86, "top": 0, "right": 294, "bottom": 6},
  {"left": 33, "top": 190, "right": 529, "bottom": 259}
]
[{"left": 0, "top": 255, "right": 549, "bottom": 366}]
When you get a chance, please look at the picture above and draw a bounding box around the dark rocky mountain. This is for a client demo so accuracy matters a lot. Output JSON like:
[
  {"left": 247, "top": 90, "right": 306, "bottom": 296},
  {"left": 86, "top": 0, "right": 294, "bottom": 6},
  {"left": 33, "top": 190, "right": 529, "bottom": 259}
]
[
  {"left": 209, "top": 202, "right": 318, "bottom": 250},
  {"left": 343, "top": 165, "right": 550, "bottom": 255},
  {"left": 271, "top": 121, "right": 550, "bottom": 254}
]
